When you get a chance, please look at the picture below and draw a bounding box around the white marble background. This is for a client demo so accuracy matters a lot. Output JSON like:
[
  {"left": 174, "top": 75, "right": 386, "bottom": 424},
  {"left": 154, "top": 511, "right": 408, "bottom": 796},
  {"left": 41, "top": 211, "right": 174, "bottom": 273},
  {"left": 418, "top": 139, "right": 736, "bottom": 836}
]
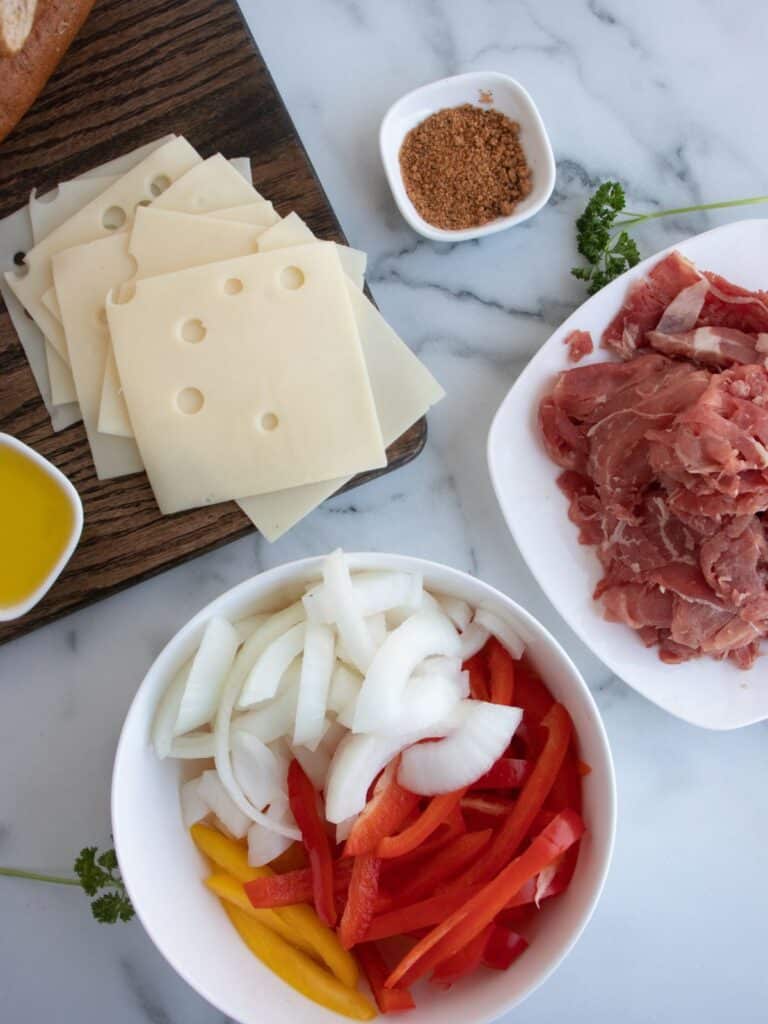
[{"left": 1, "top": 0, "right": 766, "bottom": 1021}]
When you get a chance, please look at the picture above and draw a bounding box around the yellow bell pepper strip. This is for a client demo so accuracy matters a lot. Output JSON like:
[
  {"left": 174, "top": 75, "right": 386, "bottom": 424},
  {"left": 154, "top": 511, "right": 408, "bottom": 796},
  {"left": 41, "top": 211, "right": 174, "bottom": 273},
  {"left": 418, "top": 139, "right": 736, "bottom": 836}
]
[
  {"left": 204, "top": 873, "right": 318, "bottom": 958},
  {"left": 190, "top": 824, "right": 358, "bottom": 988},
  {"left": 224, "top": 905, "right": 377, "bottom": 1021}
]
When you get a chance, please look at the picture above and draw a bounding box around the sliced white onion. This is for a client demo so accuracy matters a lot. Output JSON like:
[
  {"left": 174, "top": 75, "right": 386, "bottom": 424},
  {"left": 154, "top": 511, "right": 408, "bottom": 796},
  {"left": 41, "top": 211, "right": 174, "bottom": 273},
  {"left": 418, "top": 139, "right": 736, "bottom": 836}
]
[
  {"left": 320, "top": 549, "right": 376, "bottom": 673},
  {"left": 247, "top": 820, "right": 293, "bottom": 867},
  {"left": 227, "top": 600, "right": 305, "bottom": 700},
  {"left": 435, "top": 594, "right": 473, "bottom": 631},
  {"left": 174, "top": 617, "right": 240, "bottom": 736},
  {"left": 292, "top": 742, "right": 331, "bottom": 792},
  {"left": 180, "top": 776, "right": 209, "bottom": 828},
  {"left": 372, "top": 673, "right": 463, "bottom": 737},
  {"left": 169, "top": 731, "right": 216, "bottom": 759},
  {"left": 352, "top": 609, "right": 462, "bottom": 733},
  {"left": 398, "top": 701, "right": 522, "bottom": 795},
  {"left": 324, "top": 733, "right": 406, "bottom": 823},
  {"left": 327, "top": 663, "right": 362, "bottom": 715},
  {"left": 321, "top": 719, "right": 347, "bottom": 755},
  {"left": 293, "top": 622, "right": 335, "bottom": 750},
  {"left": 337, "top": 613, "right": 387, "bottom": 667},
  {"left": 335, "top": 697, "right": 357, "bottom": 730},
  {"left": 336, "top": 816, "right": 357, "bottom": 843},
  {"left": 233, "top": 673, "right": 300, "bottom": 744},
  {"left": 265, "top": 791, "right": 296, "bottom": 830},
  {"left": 304, "top": 570, "right": 423, "bottom": 623},
  {"left": 457, "top": 621, "right": 491, "bottom": 660},
  {"left": 232, "top": 732, "right": 283, "bottom": 810},
  {"left": 239, "top": 622, "right": 307, "bottom": 709},
  {"left": 197, "top": 769, "right": 251, "bottom": 838},
  {"left": 474, "top": 608, "right": 525, "bottom": 659},
  {"left": 324, "top": 709, "right": 463, "bottom": 824},
  {"left": 152, "top": 661, "right": 190, "bottom": 758},
  {"left": 233, "top": 613, "right": 270, "bottom": 646},
  {"left": 213, "top": 647, "right": 300, "bottom": 840}
]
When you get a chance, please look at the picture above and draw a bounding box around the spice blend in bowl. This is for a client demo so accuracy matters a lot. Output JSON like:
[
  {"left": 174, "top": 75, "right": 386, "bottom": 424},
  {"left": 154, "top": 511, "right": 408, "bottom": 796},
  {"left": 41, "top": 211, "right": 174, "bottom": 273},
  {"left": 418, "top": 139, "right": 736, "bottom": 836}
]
[{"left": 399, "top": 104, "right": 532, "bottom": 231}]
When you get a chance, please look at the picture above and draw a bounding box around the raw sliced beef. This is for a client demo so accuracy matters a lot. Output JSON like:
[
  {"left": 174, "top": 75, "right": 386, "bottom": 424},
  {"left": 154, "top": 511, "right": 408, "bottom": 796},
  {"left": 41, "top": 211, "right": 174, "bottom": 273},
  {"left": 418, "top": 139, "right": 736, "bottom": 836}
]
[
  {"left": 540, "top": 251, "right": 768, "bottom": 668},
  {"left": 563, "top": 329, "right": 594, "bottom": 363}
]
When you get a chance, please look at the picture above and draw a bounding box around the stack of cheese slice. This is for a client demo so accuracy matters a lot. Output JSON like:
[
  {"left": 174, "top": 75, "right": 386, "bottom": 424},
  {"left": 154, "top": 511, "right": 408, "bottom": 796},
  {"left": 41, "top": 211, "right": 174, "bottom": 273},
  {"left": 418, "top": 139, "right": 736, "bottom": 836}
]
[{"left": 1, "top": 135, "right": 443, "bottom": 540}]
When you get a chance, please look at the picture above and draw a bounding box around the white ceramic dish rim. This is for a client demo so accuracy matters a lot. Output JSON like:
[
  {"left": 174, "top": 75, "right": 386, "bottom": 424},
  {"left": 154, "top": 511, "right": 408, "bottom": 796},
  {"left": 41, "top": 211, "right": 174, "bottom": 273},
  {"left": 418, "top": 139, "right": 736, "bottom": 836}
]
[
  {"left": 0, "top": 432, "right": 83, "bottom": 621},
  {"left": 112, "top": 552, "right": 616, "bottom": 1024},
  {"left": 487, "top": 219, "right": 768, "bottom": 731},
  {"left": 379, "top": 71, "right": 556, "bottom": 243}
]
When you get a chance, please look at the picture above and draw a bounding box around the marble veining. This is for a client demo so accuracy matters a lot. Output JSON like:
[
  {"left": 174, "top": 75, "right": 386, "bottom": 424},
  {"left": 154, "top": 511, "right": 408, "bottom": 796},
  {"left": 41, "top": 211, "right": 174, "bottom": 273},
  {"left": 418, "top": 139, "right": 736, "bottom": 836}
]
[{"left": 1, "top": 1, "right": 767, "bottom": 1021}]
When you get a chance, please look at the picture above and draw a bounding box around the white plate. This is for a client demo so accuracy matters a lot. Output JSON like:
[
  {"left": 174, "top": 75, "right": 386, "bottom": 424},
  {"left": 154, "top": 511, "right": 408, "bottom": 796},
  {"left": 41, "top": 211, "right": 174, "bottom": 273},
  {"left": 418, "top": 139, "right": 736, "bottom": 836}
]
[
  {"left": 488, "top": 219, "right": 768, "bottom": 730},
  {"left": 380, "top": 71, "right": 555, "bottom": 242}
]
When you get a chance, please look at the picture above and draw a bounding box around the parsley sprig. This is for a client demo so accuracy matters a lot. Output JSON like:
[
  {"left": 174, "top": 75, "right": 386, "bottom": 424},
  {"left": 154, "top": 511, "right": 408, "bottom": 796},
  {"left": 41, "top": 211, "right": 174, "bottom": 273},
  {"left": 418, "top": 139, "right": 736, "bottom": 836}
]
[
  {"left": 571, "top": 182, "right": 768, "bottom": 295},
  {"left": 0, "top": 846, "right": 134, "bottom": 924}
]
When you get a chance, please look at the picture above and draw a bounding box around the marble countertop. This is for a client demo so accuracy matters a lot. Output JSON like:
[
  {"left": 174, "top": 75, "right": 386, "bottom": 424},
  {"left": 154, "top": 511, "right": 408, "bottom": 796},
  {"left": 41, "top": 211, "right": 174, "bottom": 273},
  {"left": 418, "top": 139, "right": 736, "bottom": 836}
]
[{"left": 1, "top": 1, "right": 766, "bottom": 1021}]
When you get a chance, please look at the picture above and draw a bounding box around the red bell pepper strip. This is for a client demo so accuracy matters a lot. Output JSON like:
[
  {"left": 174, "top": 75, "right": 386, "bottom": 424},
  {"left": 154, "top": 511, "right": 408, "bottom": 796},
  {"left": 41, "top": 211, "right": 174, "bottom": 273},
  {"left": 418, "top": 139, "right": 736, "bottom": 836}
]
[
  {"left": 344, "top": 761, "right": 419, "bottom": 858},
  {"left": 364, "top": 886, "right": 483, "bottom": 942},
  {"left": 464, "top": 651, "right": 490, "bottom": 701},
  {"left": 459, "top": 794, "right": 515, "bottom": 832},
  {"left": 357, "top": 943, "right": 415, "bottom": 1013},
  {"left": 379, "top": 807, "right": 465, "bottom": 882},
  {"left": 471, "top": 757, "right": 530, "bottom": 790},
  {"left": 395, "top": 830, "right": 492, "bottom": 904},
  {"left": 430, "top": 924, "right": 493, "bottom": 989},
  {"left": 578, "top": 759, "right": 592, "bottom": 776},
  {"left": 547, "top": 742, "right": 583, "bottom": 814},
  {"left": 487, "top": 638, "right": 516, "bottom": 705},
  {"left": 509, "top": 717, "right": 548, "bottom": 760},
  {"left": 377, "top": 790, "right": 466, "bottom": 859},
  {"left": 456, "top": 702, "right": 573, "bottom": 886},
  {"left": 338, "top": 854, "right": 381, "bottom": 950},
  {"left": 287, "top": 758, "right": 337, "bottom": 926},
  {"left": 513, "top": 661, "right": 554, "bottom": 722},
  {"left": 385, "top": 809, "right": 585, "bottom": 989},
  {"left": 482, "top": 925, "right": 529, "bottom": 970},
  {"left": 245, "top": 860, "right": 352, "bottom": 909}
]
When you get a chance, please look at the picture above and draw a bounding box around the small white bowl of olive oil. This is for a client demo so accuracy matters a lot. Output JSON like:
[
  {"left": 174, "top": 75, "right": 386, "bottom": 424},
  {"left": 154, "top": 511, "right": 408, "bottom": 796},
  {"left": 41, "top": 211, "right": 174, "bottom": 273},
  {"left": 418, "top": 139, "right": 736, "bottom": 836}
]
[{"left": 0, "top": 434, "right": 83, "bottom": 622}]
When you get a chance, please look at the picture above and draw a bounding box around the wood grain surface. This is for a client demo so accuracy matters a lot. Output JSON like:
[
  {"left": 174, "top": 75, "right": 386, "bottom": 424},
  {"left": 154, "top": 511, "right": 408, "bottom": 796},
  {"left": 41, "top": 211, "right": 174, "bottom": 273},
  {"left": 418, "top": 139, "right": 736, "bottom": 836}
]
[{"left": 0, "top": 0, "right": 427, "bottom": 644}]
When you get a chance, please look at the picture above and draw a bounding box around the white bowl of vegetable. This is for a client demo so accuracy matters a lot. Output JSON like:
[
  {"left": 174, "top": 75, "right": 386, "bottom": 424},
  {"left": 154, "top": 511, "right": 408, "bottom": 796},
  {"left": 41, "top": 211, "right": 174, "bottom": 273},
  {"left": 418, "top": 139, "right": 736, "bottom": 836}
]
[{"left": 112, "top": 551, "right": 616, "bottom": 1024}]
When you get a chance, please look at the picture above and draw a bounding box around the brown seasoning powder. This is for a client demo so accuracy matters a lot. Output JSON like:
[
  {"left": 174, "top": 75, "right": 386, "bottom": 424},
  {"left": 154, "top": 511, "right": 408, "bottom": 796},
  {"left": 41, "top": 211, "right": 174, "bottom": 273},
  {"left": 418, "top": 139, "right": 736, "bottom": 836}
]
[{"left": 399, "top": 103, "right": 532, "bottom": 231}]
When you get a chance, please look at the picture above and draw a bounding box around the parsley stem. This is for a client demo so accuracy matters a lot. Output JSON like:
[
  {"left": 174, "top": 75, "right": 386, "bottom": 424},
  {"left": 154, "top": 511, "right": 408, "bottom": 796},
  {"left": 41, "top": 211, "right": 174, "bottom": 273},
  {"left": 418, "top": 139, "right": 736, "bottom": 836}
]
[
  {"left": 0, "top": 867, "right": 80, "bottom": 886},
  {"left": 616, "top": 195, "right": 768, "bottom": 227}
]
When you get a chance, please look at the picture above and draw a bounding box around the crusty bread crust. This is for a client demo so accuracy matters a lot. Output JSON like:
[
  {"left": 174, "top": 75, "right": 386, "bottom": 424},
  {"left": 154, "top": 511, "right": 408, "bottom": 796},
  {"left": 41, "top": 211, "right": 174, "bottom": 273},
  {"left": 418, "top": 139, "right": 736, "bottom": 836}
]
[
  {"left": 0, "top": 0, "right": 39, "bottom": 57},
  {"left": 0, "top": 0, "right": 95, "bottom": 143}
]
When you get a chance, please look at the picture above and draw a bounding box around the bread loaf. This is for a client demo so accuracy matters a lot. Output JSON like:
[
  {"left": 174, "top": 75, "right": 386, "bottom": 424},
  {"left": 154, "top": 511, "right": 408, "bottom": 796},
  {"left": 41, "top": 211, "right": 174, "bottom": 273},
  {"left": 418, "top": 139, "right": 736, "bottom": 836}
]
[
  {"left": 0, "top": 0, "right": 37, "bottom": 56},
  {"left": 0, "top": 0, "right": 95, "bottom": 143}
]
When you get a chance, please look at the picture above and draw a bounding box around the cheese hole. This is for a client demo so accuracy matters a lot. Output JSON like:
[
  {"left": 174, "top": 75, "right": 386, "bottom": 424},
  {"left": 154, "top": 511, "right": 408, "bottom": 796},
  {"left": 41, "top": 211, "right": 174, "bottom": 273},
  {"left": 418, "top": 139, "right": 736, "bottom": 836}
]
[
  {"left": 103, "top": 206, "right": 127, "bottom": 230},
  {"left": 259, "top": 412, "right": 279, "bottom": 432},
  {"left": 223, "top": 278, "right": 243, "bottom": 295},
  {"left": 136, "top": 199, "right": 151, "bottom": 209},
  {"left": 176, "top": 387, "right": 204, "bottom": 415},
  {"left": 13, "top": 251, "right": 25, "bottom": 266},
  {"left": 96, "top": 306, "right": 108, "bottom": 325},
  {"left": 150, "top": 174, "right": 171, "bottom": 196},
  {"left": 181, "top": 318, "right": 206, "bottom": 343},
  {"left": 279, "top": 266, "right": 305, "bottom": 290}
]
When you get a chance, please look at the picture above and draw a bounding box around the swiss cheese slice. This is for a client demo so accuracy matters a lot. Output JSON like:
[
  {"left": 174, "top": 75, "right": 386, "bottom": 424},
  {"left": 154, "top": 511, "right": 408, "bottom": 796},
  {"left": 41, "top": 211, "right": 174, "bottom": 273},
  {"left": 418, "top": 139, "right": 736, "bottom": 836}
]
[
  {"left": 150, "top": 154, "right": 261, "bottom": 214},
  {"left": 208, "top": 202, "right": 280, "bottom": 227},
  {"left": 98, "top": 209, "right": 366, "bottom": 436},
  {"left": 51, "top": 235, "right": 143, "bottom": 480},
  {"left": 239, "top": 284, "right": 444, "bottom": 540},
  {"left": 30, "top": 177, "right": 117, "bottom": 244},
  {"left": 106, "top": 242, "right": 386, "bottom": 512},
  {"left": 0, "top": 205, "right": 81, "bottom": 429},
  {"left": 4, "top": 136, "right": 202, "bottom": 365}
]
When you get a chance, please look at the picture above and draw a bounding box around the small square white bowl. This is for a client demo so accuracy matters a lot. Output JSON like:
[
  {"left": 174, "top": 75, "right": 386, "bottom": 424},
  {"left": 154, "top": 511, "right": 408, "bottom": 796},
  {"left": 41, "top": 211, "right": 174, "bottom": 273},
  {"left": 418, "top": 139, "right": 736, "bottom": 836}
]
[
  {"left": 380, "top": 71, "right": 556, "bottom": 242},
  {"left": 0, "top": 433, "right": 83, "bottom": 622}
]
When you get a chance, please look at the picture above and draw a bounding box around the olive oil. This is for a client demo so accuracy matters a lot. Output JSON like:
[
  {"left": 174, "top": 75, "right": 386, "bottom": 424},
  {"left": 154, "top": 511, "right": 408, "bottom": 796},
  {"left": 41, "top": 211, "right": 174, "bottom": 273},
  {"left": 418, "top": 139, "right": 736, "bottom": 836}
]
[{"left": 0, "top": 442, "right": 76, "bottom": 610}]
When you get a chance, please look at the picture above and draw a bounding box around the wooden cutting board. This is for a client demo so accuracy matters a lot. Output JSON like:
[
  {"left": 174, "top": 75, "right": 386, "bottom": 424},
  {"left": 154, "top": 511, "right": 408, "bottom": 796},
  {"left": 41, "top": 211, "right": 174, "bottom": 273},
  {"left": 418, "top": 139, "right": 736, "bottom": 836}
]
[{"left": 0, "top": 0, "right": 427, "bottom": 644}]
